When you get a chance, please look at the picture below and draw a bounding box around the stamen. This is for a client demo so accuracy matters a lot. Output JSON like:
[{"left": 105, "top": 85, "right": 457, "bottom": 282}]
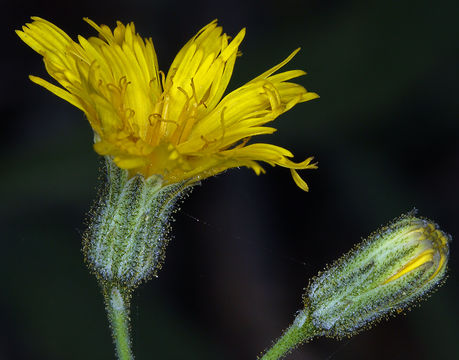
[
  {"left": 200, "top": 135, "right": 215, "bottom": 149},
  {"left": 172, "top": 86, "right": 193, "bottom": 145},
  {"left": 148, "top": 113, "right": 161, "bottom": 126},
  {"left": 106, "top": 83, "right": 118, "bottom": 92},
  {"left": 198, "top": 107, "right": 228, "bottom": 151},
  {"left": 119, "top": 76, "right": 130, "bottom": 89},
  {"left": 148, "top": 113, "right": 179, "bottom": 145},
  {"left": 219, "top": 107, "right": 227, "bottom": 141},
  {"left": 159, "top": 70, "right": 166, "bottom": 89},
  {"left": 189, "top": 79, "right": 199, "bottom": 103},
  {"left": 177, "top": 86, "right": 190, "bottom": 100},
  {"left": 125, "top": 108, "right": 135, "bottom": 119},
  {"left": 219, "top": 136, "right": 251, "bottom": 152},
  {"left": 160, "top": 118, "right": 179, "bottom": 126},
  {"left": 232, "top": 137, "right": 251, "bottom": 150},
  {"left": 147, "top": 113, "right": 163, "bottom": 146}
]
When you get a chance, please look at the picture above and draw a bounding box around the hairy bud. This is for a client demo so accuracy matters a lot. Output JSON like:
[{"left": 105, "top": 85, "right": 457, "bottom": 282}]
[{"left": 305, "top": 212, "right": 450, "bottom": 337}]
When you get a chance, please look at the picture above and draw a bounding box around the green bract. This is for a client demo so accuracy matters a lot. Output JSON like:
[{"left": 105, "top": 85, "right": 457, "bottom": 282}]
[{"left": 83, "top": 157, "right": 191, "bottom": 288}]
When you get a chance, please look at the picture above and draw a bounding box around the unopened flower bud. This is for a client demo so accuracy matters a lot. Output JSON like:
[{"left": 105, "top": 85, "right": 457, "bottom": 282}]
[
  {"left": 83, "top": 157, "right": 191, "bottom": 288},
  {"left": 305, "top": 212, "right": 450, "bottom": 337}
]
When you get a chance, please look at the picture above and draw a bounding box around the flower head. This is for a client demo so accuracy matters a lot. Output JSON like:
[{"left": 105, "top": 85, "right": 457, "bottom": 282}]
[{"left": 17, "top": 17, "right": 318, "bottom": 189}]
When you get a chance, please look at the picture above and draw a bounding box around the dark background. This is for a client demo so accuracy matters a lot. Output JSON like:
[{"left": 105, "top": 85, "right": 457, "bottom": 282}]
[{"left": 2, "top": 0, "right": 458, "bottom": 359}]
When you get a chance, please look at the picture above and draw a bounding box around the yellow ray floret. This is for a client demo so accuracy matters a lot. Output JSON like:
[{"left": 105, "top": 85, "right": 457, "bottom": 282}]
[{"left": 17, "top": 17, "right": 319, "bottom": 190}]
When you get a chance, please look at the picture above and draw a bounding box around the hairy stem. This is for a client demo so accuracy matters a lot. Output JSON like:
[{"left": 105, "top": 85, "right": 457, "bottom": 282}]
[
  {"left": 260, "top": 309, "right": 318, "bottom": 360},
  {"left": 104, "top": 285, "right": 134, "bottom": 360}
]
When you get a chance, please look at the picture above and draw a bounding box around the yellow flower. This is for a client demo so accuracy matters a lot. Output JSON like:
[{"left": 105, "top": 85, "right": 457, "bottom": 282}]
[{"left": 17, "top": 17, "right": 319, "bottom": 190}]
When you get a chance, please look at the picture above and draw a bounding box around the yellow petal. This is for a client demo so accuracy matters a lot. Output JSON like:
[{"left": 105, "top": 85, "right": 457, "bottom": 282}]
[
  {"left": 29, "top": 75, "right": 85, "bottom": 111},
  {"left": 291, "top": 169, "right": 310, "bottom": 191}
]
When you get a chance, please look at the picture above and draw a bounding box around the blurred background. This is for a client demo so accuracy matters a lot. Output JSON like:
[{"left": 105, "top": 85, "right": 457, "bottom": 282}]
[{"left": 1, "top": 0, "right": 458, "bottom": 359}]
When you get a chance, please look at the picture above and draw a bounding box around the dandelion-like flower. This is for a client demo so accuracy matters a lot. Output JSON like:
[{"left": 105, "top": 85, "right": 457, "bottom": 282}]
[
  {"left": 17, "top": 19, "right": 320, "bottom": 359},
  {"left": 17, "top": 17, "right": 318, "bottom": 190}
]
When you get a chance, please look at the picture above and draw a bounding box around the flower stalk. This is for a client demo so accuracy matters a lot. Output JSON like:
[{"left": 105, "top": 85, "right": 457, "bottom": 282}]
[
  {"left": 259, "top": 309, "right": 319, "bottom": 360},
  {"left": 104, "top": 285, "right": 134, "bottom": 360}
]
